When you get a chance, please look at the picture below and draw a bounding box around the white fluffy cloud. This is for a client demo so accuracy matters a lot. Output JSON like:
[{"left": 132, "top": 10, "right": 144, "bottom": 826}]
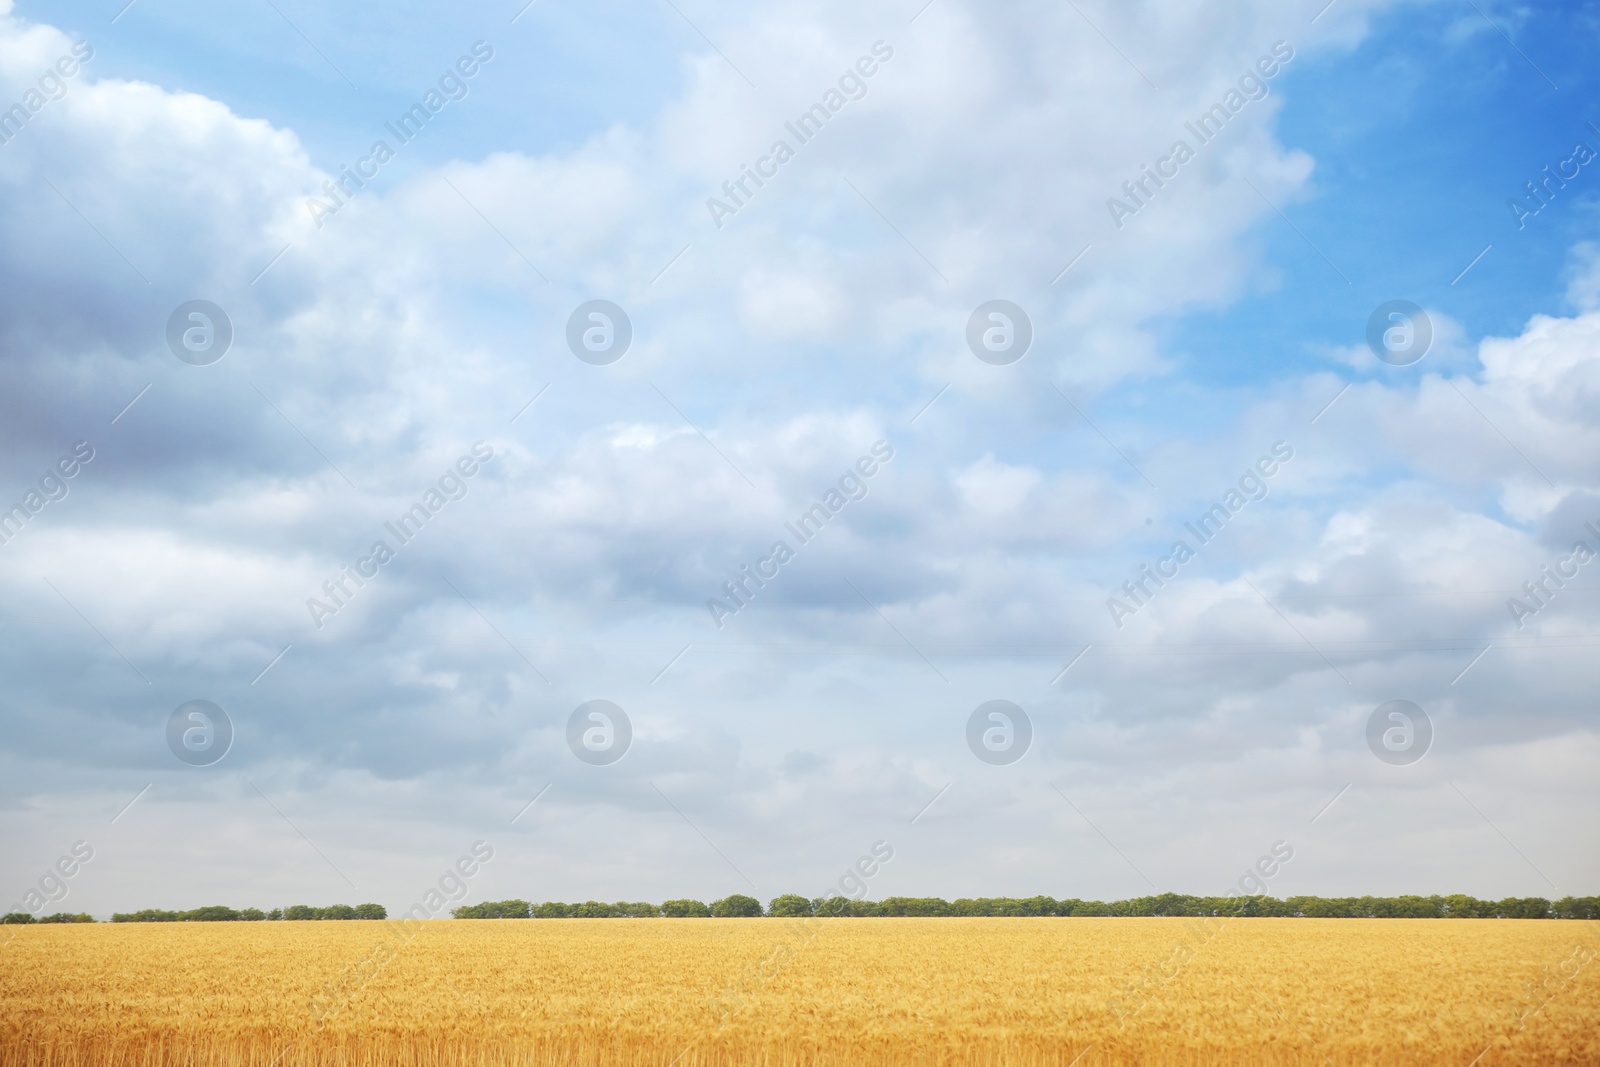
[{"left": 1, "top": 0, "right": 1596, "bottom": 912}]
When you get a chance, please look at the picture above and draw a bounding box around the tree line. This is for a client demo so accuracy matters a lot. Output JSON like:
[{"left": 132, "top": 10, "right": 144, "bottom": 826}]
[
  {"left": 452, "top": 896, "right": 766, "bottom": 918},
  {"left": 13, "top": 894, "right": 1597, "bottom": 924},
  {"left": 107, "top": 904, "right": 387, "bottom": 922},
  {"left": 453, "top": 893, "right": 1600, "bottom": 920},
  {"left": 0, "top": 903, "right": 389, "bottom": 923}
]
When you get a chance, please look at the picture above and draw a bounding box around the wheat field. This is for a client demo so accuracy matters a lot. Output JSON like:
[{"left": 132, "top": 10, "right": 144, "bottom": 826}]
[{"left": 2, "top": 918, "right": 1597, "bottom": 1066}]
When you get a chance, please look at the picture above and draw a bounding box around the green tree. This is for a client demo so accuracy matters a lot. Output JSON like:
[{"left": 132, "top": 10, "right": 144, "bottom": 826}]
[
  {"left": 1142, "top": 893, "right": 1204, "bottom": 917},
  {"left": 1, "top": 913, "right": 35, "bottom": 924},
  {"left": 1289, "top": 896, "right": 1338, "bottom": 917},
  {"left": 817, "top": 898, "right": 879, "bottom": 917},
  {"left": 454, "top": 900, "right": 528, "bottom": 919},
  {"left": 1495, "top": 897, "right": 1552, "bottom": 919},
  {"left": 1553, "top": 896, "right": 1600, "bottom": 919},
  {"left": 767, "top": 894, "right": 813, "bottom": 917},
  {"left": 354, "top": 903, "right": 387, "bottom": 920},
  {"left": 38, "top": 912, "right": 94, "bottom": 923},
  {"left": 110, "top": 909, "right": 180, "bottom": 922},
  {"left": 811, "top": 895, "right": 851, "bottom": 917},
  {"left": 1441, "top": 895, "right": 1490, "bottom": 918},
  {"left": 711, "top": 894, "right": 762, "bottom": 917},
  {"left": 660, "top": 899, "right": 711, "bottom": 917},
  {"left": 1020, "top": 895, "right": 1061, "bottom": 916},
  {"left": 532, "top": 901, "right": 571, "bottom": 918},
  {"left": 616, "top": 901, "right": 660, "bottom": 918},
  {"left": 568, "top": 900, "right": 618, "bottom": 918},
  {"left": 876, "top": 897, "right": 950, "bottom": 917},
  {"left": 1073, "top": 900, "right": 1120, "bottom": 916}
]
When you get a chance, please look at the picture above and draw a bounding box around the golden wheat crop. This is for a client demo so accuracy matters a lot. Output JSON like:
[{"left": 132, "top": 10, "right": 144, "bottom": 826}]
[{"left": 1, "top": 917, "right": 1596, "bottom": 1066}]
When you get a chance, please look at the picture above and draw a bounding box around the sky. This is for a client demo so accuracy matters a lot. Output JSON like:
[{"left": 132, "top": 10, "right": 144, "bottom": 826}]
[{"left": 1, "top": 0, "right": 1598, "bottom": 919}]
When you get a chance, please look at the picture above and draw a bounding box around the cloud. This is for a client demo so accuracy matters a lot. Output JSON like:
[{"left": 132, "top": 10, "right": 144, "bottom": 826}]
[
  {"left": 1565, "top": 240, "right": 1600, "bottom": 312},
  {"left": 2, "top": 0, "right": 1597, "bottom": 911}
]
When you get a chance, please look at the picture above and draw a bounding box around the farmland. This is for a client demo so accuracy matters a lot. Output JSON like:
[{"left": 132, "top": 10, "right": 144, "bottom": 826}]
[{"left": 2, "top": 918, "right": 1596, "bottom": 1066}]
